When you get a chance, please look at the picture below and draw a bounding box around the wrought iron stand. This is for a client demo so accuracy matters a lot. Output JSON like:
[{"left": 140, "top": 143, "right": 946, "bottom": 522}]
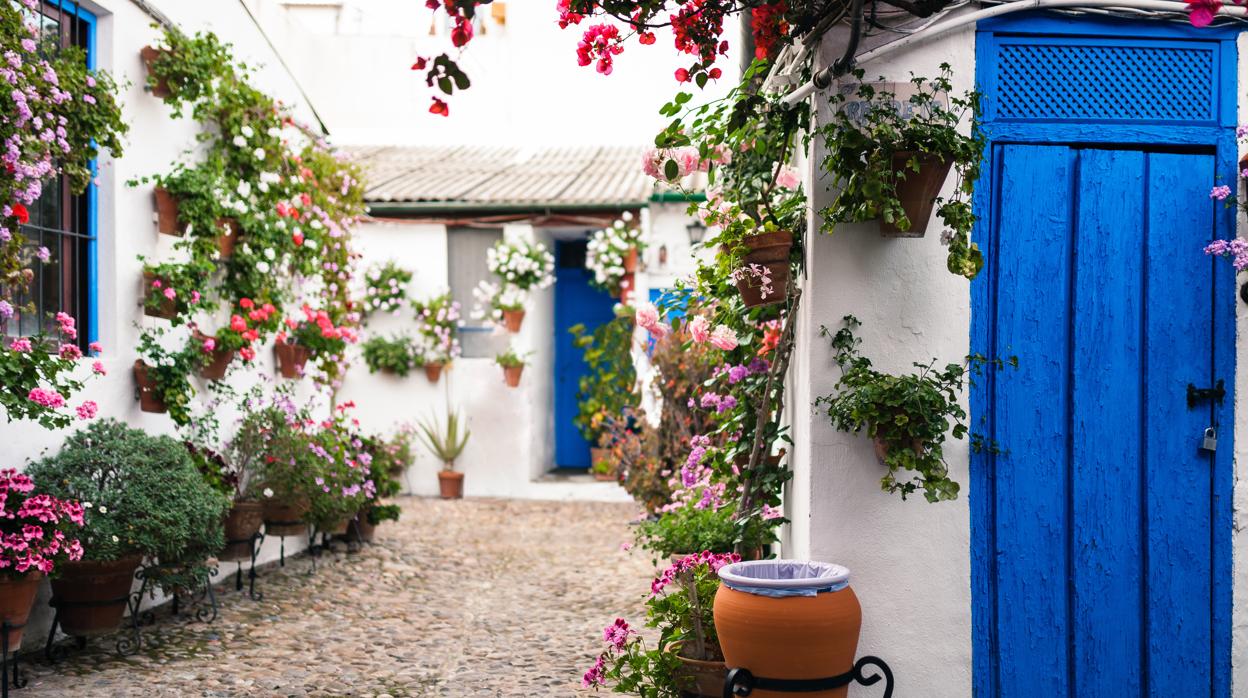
[
  {"left": 722, "top": 656, "right": 894, "bottom": 698},
  {"left": 222, "top": 531, "right": 265, "bottom": 600},
  {"left": 0, "top": 621, "right": 26, "bottom": 698},
  {"left": 261, "top": 520, "right": 308, "bottom": 570}
]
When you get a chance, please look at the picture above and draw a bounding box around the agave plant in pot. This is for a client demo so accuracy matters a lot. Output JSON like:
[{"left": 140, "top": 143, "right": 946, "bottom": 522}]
[
  {"left": 417, "top": 410, "right": 471, "bottom": 499},
  {"left": 27, "top": 419, "right": 230, "bottom": 640},
  {"left": 584, "top": 551, "right": 741, "bottom": 697},
  {"left": 0, "top": 470, "right": 85, "bottom": 651}
]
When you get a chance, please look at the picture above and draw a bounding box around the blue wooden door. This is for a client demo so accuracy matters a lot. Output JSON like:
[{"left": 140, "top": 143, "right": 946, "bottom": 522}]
[
  {"left": 553, "top": 240, "right": 618, "bottom": 469},
  {"left": 976, "top": 144, "right": 1230, "bottom": 696}
]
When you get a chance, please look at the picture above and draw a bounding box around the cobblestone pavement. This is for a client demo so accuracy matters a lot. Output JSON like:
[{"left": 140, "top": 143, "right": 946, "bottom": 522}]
[{"left": 21, "top": 496, "right": 655, "bottom": 697}]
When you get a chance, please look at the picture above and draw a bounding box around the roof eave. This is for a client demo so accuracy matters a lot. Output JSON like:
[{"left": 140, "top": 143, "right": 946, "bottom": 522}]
[{"left": 364, "top": 200, "right": 651, "bottom": 216}]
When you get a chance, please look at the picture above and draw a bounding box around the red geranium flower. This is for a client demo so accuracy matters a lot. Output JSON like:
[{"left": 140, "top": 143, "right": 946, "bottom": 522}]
[{"left": 11, "top": 204, "right": 29, "bottom": 225}]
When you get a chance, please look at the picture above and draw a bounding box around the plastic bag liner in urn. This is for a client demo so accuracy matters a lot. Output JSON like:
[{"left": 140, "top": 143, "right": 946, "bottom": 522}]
[{"left": 712, "top": 559, "right": 862, "bottom": 698}]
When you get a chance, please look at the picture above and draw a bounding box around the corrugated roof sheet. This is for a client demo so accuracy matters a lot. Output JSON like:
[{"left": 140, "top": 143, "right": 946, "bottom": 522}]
[{"left": 343, "top": 144, "right": 670, "bottom": 208}]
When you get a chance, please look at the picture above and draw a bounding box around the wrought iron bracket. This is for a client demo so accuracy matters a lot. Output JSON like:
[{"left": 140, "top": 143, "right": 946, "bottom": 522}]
[{"left": 723, "top": 656, "right": 894, "bottom": 697}]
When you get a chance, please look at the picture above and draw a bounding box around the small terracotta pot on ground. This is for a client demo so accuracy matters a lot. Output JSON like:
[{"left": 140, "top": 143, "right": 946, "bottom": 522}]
[
  {"left": 274, "top": 342, "right": 309, "bottom": 379},
  {"left": 194, "top": 331, "right": 235, "bottom": 380},
  {"left": 0, "top": 572, "right": 43, "bottom": 650},
  {"left": 153, "top": 187, "right": 181, "bottom": 235},
  {"left": 503, "top": 365, "right": 524, "bottom": 388},
  {"left": 215, "top": 218, "right": 240, "bottom": 258},
  {"left": 263, "top": 500, "right": 310, "bottom": 537},
  {"left": 141, "top": 271, "right": 177, "bottom": 319},
  {"left": 501, "top": 309, "right": 525, "bottom": 333},
  {"left": 133, "top": 360, "right": 167, "bottom": 413},
  {"left": 713, "top": 561, "right": 862, "bottom": 698},
  {"left": 139, "top": 46, "right": 171, "bottom": 98},
  {"left": 880, "top": 152, "right": 953, "bottom": 237},
  {"left": 220, "top": 501, "right": 264, "bottom": 561},
  {"left": 674, "top": 651, "right": 727, "bottom": 698},
  {"left": 437, "top": 470, "right": 464, "bottom": 499},
  {"left": 424, "top": 363, "right": 444, "bottom": 383},
  {"left": 50, "top": 555, "right": 144, "bottom": 638}
]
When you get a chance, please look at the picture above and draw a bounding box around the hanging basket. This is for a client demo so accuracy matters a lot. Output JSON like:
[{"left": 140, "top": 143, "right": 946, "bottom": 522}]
[
  {"left": 880, "top": 152, "right": 953, "bottom": 238},
  {"left": 153, "top": 187, "right": 182, "bottom": 236},
  {"left": 215, "top": 218, "right": 241, "bottom": 258},
  {"left": 622, "top": 247, "right": 639, "bottom": 274},
  {"left": 133, "top": 360, "right": 167, "bottom": 413},
  {"left": 732, "top": 231, "right": 793, "bottom": 309}
]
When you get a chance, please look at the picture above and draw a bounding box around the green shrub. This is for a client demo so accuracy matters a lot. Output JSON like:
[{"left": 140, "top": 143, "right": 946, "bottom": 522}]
[
  {"left": 636, "top": 503, "right": 775, "bottom": 559},
  {"left": 570, "top": 315, "right": 639, "bottom": 445},
  {"left": 28, "top": 420, "right": 231, "bottom": 572},
  {"left": 362, "top": 334, "right": 417, "bottom": 376}
]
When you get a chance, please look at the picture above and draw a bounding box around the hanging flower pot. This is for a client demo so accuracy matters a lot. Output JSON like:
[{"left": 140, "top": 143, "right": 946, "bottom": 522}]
[
  {"left": 274, "top": 341, "right": 309, "bottom": 379},
  {"left": 215, "top": 218, "right": 240, "bottom": 258},
  {"left": 437, "top": 469, "right": 464, "bottom": 499},
  {"left": 731, "top": 231, "right": 793, "bottom": 309},
  {"left": 503, "top": 365, "right": 524, "bottom": 388},
  {"left": 133, "top": 360, "right": 167, "bottom": 414},
  {"left": 194, "top": 331, "right": 235, "bottom": 380},
  {"left": 424, "top": 363, "right": 444, "bottom": 383},
  {"left": 220, "top": 501, "right": 264, "bottom": 561},
  {"left": 263, "top": 499, "right": 309, "bottom": 537},
  {"left": 0, "top": 572, "right": 43, "bottom": 651},
  {"left": 880, "top": 152, "right": 953, "bottom": 237},
  {"left": 501, "top": 308, "right": 526, "bottom": 333},
  {"left": 872, "top": 436, "right": 926, "bottom": 463},
  {"left": 49, "top": 555, "right": 144, "bottom": 638},
  {"left": 622, "top": 247, "right": 639, "bottom": 274},
  {"left": 152, "top": 187, "right": 182, "bottom": 236},
  {"left": 139, "top": 46, "right": 171, "bottom": 98},
  {"left": 714, "top": 560, "right": 862, "bottom": 698},
  {"left": 142, "top": 271, "right": 177, "bottom": 319}
]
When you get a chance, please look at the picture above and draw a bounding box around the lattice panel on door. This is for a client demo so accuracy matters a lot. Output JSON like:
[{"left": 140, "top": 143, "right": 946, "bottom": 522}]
[{"left": 995, "top": 41, "right": 1217, "bottom": 123}]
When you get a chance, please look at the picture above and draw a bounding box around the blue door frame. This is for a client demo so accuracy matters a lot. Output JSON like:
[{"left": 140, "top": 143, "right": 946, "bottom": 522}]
[{"left": 972, "top": 14, "right": 1237, "bottom": 697}]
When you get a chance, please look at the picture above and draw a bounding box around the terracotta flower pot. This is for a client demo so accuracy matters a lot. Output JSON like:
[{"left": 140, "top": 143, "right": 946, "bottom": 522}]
[
  {"left": 713, "top": 563, "right": 862, "bottom": 698},
  {"left": 322, "top": 518, "right": 351, "bottom": 536},
  {"left": 733, "top": 450, "right": 787, "bottom": 470},
  {"left": 0, "top": 572, "right": 43, "bottom": 651},
  {"left": 503, "top": 365, "right": 523, "bottom": 388},
  {"left": 872, "top": 436, "right": 926, "bottom": 463},
  {"left": 424, "top": 363, "right": 444, "bottom": 383},
  {"left": 738, "top": 230, "right": 794, "bottom": 264},
  {"left": 730, "top": 231, "right": 793, "bottom": 309},
  {"left": 622, "top": 246, "right": 639, "bottom": 273},
  {"left": 142, "top": 271, "right": 177, "bottom": 319},
  {"left": 50, "top": 555, "right": 144, "bottom": 638},
  {"left": 153, "top": 187, "right": 181, "bottom": 236},
  {"left": 501, "top": 308, "right": 525, "bottom": 333},
  {"left": 437, "top": 470, "right": 464, "bottom": 499},
  {"left": 354, "top": 516, "right": 376, "bottom": 543},
  {"left": 194, "top": 331, "right": 235, "bottom": 380},
  {"left": 881, "top": 152, "right": 953, "bottom": 237},
  {"left": 675, "top": 652, "right": 727, "bottom": 697},
  {"left": 215, "top": 218, "right": 240, "bottom": 258},
  {"left": 132, "top": 360, "right": 167, "bottom": 414},
  {"left": 274, "top": 342, "right": 309, "bottom": 379},
  {"left": 263, "top": 499, "right": 310, "bottom": 537},
  {"left": 139, "top": 45, "right": 171, "bottom": 98},
  {"left": 220, "top": 501, "right": 264, "bottom": 561}
]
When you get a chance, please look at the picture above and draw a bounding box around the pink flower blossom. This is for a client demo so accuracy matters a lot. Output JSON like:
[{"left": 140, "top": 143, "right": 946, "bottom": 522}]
[
  {"left": 91, "top": 361, "right": 106, "bottom": 375},
  {"left": 202, "top": 337, "right": 216, "bottom": 353},
  {"left": 709, "top": 326, "right": 738, "bottom": 351},
  {"left": 162, "top": 287, "right": 176, "bottom": 300},
  {"left": 634, "top": 302, "right": 669, "bottom": 339},
  {"left": 775, "top": 167, "right": 801, "bottom": 189},
  {"left": 761, "top": 504, "right": 783, "bottom": 520},
  {"left": 27, "top": 388, "right": 64, "bottom": 408},
  {"left": 88, "top": 341, "right": 102, "bottom": 353},
  {"left": 581, "top": 654, "right": 607, "bottom": 688},
  {"left": 8, "top": 338, "right": 31, "bottom": 353},
  {"left": 602, "top": 618, "right": 632, "bottom": 651},
  {"left": 58, "top": 343, "right": 81, "bottom": 360},
  {"left": 1211, "top": 184, "right": 1232, "bottom": 201},
  {"left": 688, "top": 315, "right": 710, "bottom": 343},
  {"left": 75, "top": 401, "right": 97, "bottom": 420},
  {"left": 1186, "top": 0, "right": 1222, "bottom": 27}
]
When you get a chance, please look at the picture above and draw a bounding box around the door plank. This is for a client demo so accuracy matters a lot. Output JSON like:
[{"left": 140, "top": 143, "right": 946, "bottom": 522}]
[
  {"left": 1144, "top": 151, "right": 1215, "bottom": 696},
  {"left": 992, "top": 144, "right": 1073, "bottom": 696}
]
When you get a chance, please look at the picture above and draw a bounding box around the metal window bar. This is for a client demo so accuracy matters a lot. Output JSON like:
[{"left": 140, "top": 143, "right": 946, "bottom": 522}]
[{"left": 0, "top": 1, "right": 92, "bottom": 347}]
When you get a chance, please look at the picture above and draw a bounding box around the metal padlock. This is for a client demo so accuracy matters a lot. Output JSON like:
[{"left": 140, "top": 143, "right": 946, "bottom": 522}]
[{"left": 1201, "top": 427, "right": 1218, "bottom": 453}]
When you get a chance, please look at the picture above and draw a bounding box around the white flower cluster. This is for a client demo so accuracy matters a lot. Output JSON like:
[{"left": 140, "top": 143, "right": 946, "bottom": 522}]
[
  {"left": 486, "top": 239, "right": 555, "bottom": 292},
  {"left": 586, "top": 212, "right": 645, "bottom": 293},
  {"left": 363, "top": 263, "right": 412, "bottom": 317},
  {"left": 470, "top": 279, "right": 528, "bottom": 324}
]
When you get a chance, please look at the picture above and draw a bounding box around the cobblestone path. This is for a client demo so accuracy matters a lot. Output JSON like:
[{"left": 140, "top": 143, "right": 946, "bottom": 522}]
[{"left": 21, "top": 497, "right": 653, "bottom": 697}]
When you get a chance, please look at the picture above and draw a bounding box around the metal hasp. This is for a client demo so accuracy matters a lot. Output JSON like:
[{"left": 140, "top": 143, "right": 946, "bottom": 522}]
[
  {"left": 1186, "top": 379, "right": 1226, "bottom": 408},
  {"left": 722, "top": 656, "right": 894, "bottom": 697}
]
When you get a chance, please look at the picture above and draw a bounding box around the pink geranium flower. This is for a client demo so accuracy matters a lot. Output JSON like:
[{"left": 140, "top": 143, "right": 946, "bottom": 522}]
[
  {"left": 709, "top": 326, "right": 738, "bottom": 351},
  {"left": 688, "top": 315, "right": 710, "bottom": 343}
]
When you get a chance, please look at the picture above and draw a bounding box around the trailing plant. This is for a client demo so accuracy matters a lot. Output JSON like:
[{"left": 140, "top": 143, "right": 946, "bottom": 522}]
[
  {"left": 487, "top": 238, "right": 555, "bottom": 292},
  {"left": 570, "top": 315, "right": 640, "bottom": 447},
  {"left": 28, "top": 419, "right": 231, "bottom": 567},
  {"left": 818, "top": 65, "right": 985, "bottom": 279},
  {"left": 416, "top": 410, "right": 471, "bottom": 470},
  {"left": 412, "top": 291, "right": 460, "bottom": 364},
  {"left": 279, "top": 303, "right": 357, "bottom": 362},
  {"left": 361, "top": 334, "right": 418, "bottom": 376},
  {"left": 136, "top": 329, "right": 200, "bottom": 425},
  {"left": 586, "top": 214, "right": 645, "bottom": 294},
  {"left": 362, "top": 261, "right": 412, "bottom": 318},
  {"left": 0, "top": 469, "right": 85, "bottom": 577},
  {"left": 815, "top": 315, "right": 988, "bottom": 502},
  {"left": 0, "top": 313, "right": 102, "bottom": 429}
]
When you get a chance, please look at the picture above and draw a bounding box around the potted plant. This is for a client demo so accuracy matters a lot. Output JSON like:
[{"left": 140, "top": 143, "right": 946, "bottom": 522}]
[
  {"left": 191, "top": 329, "right": 235, "bottom": 380},
  {"left": 584, "top": 552, "right": 741, "bottom": 697},
  {"left": 139, "top": 259, "right": 211, "bottom": 323},
  {"left": 27, "top": 419, "right": 230, "bottom": 639},
  {"left": 495, "top": 347, "right": 528, "bottom": 388},
  {"left": 186, "top": 441, "right": 263, "bottom": 562},
  {"left": 570, "top": 314, "right": 640, "bottom": 459},
  {"left": 471, "top": 280, "right": 529, "bottom": 333},
  {"left": 416, "top": 410, "right": 471, "bottom": 499},
  {"left": 352, "top": 433, "right": 404, "bottom": 543},
  {"left": 134, "top": 331, "right": 199, "bottom": 424},
  {"left": 815, "top": 316, "right": 985, "bottom": 503},
  {"left": 479, "top": 238, "right": 554, "bottom": 330},
  {"left": 305, "top": 409, "right": 376, "bottom": 535},
  {"left": 238, "top": 404, "right": 316, "bottom": 537},
  {"left": 819, "top": 65, "right": 985, "bottom": 279},
  {"left": 636, "top": 503, "right": 775, "bottom": 564},
  {"left": 412, "top": 291, "right": 461, "bottom": 382},
  {"left": 0, "top": 470, "right": 84, "bottom": 651},
  {"left": 590, "top": 449, "right": 617, "bottom": 482},
  {"left": 361, "top": 334, "right": 417, "bottom": 377},
  {"left": 586, "top": 215, "right": 645, "bottom": 297},
  {"left": 153, "top": 186, "right": 181, "bottom": 235}
]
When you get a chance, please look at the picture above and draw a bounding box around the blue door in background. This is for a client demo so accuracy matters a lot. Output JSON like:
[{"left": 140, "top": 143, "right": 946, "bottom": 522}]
[
  {"left": 972, "top": 16, "right": 1236, "bottom": 697},
  {"left": 553, "top": 240, "right": 618, "bottom": 469}
]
